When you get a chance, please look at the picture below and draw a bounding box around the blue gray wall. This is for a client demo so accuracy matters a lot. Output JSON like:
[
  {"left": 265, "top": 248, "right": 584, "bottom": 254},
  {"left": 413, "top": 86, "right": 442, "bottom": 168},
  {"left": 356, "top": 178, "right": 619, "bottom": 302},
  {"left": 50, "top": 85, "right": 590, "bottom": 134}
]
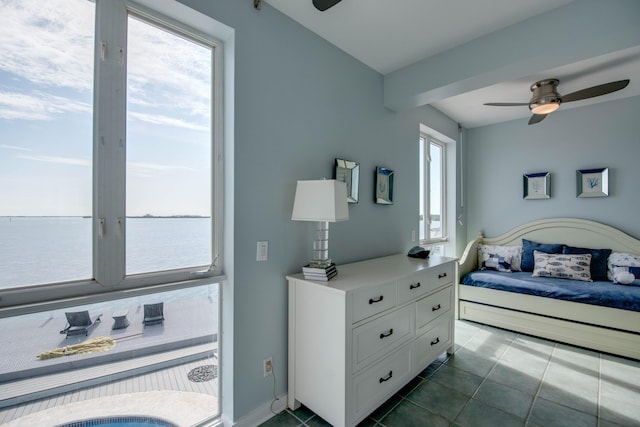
[
  {"left": 465, "top": 95, "right": 640, "bottom": 239},
  {"left": 178, "top": 0, "right": 459, "bottom": 422}
]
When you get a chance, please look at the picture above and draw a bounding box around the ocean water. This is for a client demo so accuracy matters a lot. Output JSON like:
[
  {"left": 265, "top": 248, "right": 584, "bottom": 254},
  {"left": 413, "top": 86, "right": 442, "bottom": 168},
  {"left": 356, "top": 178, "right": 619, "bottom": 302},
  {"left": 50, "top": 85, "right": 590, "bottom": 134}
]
[{"left": 0, "top": 216, "right": 211, "bottom": 289}]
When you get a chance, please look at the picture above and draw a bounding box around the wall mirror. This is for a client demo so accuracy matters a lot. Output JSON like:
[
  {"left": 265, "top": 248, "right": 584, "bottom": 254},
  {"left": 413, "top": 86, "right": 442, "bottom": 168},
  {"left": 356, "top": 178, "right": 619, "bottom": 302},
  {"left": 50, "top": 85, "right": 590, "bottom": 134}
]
[
  {"left": 375, "top": 166, "right": 394, "bottom": 204},
  {"left": 334, "top": 158, "right": 359, "bottom": 203},
  {"left": 577, "top": 167, "right": 608, "bottom": 198},
  {"left": 523, "top": 172, "right": 550, "bottom": 200}
]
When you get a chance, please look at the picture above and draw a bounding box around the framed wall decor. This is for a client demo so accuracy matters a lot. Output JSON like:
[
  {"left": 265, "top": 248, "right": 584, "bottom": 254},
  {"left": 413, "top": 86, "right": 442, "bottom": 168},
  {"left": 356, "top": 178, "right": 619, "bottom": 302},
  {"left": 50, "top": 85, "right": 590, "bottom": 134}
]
[
  {"left": 334, "top": 158, "right": 360, "bottom": 203},
  {"left": 523, "top": 172, "right": 550, "bottom": 200},
  {"left": 375, "top": 167, "right": 394, "bottom": 204},
  {"left": 577, "top": 167, "right": 608, "bottom": 198}
]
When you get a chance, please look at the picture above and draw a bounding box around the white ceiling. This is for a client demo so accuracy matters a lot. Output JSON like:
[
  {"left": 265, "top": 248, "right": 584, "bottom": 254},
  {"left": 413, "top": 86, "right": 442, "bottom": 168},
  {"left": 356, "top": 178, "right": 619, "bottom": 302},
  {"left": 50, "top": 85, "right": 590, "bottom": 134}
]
[{"left": 265, "top": 0, "right": 640, "bottom": 128}]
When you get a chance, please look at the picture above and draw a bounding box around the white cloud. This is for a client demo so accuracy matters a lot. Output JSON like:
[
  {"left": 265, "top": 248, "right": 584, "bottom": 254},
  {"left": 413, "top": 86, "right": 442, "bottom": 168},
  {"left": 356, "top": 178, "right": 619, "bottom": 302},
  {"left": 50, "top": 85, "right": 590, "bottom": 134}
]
[
  {"left": 128, "top": 111, "right": 209, "bottom": 132},
  {"left": 13, "top": 155, "right": 188, "bottom": 173},
  {"left": 0, "top": 90, "right": 91, "bottom": 120},
  {"left": 126, "top": 16, "right": 211, "bottom": 123},
  {"left": 0, "top": 0, "right": 95, "bottom": 92},
  {"left": 128, "top": 161, "right": 190, "bottom": 171},
  {"left": 0, "top": 0, "right": 212, "bottom": 128},
  {"left": 16, "top": 154, "right": 90, "bottom": 167},
  {"left": 0, "top": 144, "right": 32, "bottom": 151},
  {"left": 127, "top": 161, "right": 191, "bottom": 178}
]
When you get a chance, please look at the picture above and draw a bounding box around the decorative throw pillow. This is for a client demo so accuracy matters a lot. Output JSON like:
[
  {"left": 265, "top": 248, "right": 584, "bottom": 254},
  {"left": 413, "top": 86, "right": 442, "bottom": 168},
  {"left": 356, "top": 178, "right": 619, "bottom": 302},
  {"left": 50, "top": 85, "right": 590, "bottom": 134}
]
[
  {"left": 521, "top": 239, "right": 563, "bottom": 272},
  {"left": 532, "top": 251, "right": 592, "bottom": 282},
  {"left": 607, "top": 252, "right": 640, "bottom": 281},
  {"left": 562, "top": 245, "right": 612, "bottom": 282},
  {"left": 612, "top": 266, "right": 640, "bottom": 285},
  {"left": 477, "top": 244, "right": 522, "bottom": 271},
  {"left": 480, "top": 253, "right": 512, "bottom": 273}
]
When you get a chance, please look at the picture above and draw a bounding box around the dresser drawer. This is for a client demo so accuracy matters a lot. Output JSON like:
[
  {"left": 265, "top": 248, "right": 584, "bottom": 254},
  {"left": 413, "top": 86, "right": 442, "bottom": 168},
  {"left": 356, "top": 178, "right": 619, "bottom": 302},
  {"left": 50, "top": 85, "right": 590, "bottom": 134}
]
[
  {"left": 352, "top": 281, "right": 396, "bottom": 323},
  {"left": 352, "top": 305, "right": 414, "bottom": 372},
  {"left": 414, "top": 316, "right": 451, "bottom": 371},
  {"left": 353, "top": 343, "right": 412, "bottom": 423},
  {"left": 397, "top": 262, "right": 454, "bottom": 305},
  {"left": 416, "top": 286, "right": 452, "bottom": 334},
  {"left": 396, "top": 270, "right": 431, "bottom": 305}
]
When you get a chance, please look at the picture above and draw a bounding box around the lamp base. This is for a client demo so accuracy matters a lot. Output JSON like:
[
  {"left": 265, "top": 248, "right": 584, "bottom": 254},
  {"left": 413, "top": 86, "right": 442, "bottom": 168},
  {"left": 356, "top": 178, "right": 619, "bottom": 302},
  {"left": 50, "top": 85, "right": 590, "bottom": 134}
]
[
  {"left": 302, "top": 263, "right": 337, "bottom": 281},
  {"left": 308, "top": 258, "right": 333, "bottom": 269}
]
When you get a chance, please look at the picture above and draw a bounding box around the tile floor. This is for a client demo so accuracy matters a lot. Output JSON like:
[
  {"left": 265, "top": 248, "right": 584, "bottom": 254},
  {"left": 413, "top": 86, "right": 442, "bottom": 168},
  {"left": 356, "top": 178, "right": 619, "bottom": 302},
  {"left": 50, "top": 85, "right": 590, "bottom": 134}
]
[{"left": 261, "top": 320, "right": 640, "bottom": 427}]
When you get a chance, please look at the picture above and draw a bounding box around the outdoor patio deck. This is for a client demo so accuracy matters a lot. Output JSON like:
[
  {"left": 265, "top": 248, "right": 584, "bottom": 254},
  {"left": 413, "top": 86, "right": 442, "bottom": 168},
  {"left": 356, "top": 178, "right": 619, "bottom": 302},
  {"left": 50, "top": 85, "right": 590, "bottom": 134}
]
[
  {"left": 0, "top": 352, "right": 219, "bottom": 426},
  {"left": 0, "top": 288, "right": 219, "bottom": 425}
]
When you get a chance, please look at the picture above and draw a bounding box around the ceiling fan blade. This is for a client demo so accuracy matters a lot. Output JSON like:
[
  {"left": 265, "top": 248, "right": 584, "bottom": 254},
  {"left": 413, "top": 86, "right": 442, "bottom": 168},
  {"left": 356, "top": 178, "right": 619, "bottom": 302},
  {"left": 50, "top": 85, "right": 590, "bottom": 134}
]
[
  {"left": 312, "top": 0, "right": 342, "bottom": 11},
  {"left": 483, "top": 102, "right": 529, "bottom": 107},
  {"left": 528, "top": 114, "right": 547, "bottom": 125},
  {"left": 561, "top": 79, "right": 630, "bottom": 103}
]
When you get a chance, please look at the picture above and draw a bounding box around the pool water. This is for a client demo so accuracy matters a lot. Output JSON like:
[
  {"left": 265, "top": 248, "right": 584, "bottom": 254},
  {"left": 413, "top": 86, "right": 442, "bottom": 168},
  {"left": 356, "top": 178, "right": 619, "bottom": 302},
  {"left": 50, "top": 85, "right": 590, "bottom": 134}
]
[{"left": 58, "top": 416, "right": 178, "bottom": 427}]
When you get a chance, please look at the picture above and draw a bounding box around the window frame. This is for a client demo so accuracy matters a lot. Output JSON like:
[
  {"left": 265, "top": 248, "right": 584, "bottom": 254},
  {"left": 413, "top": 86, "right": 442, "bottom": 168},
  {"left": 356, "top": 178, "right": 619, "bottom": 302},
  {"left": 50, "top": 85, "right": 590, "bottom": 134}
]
[
  {"left": 419, "top": 133, "right": 447, "bottom": 246},
  {"left": 0, "top": 0, "right": 225, "bottom": 315}
]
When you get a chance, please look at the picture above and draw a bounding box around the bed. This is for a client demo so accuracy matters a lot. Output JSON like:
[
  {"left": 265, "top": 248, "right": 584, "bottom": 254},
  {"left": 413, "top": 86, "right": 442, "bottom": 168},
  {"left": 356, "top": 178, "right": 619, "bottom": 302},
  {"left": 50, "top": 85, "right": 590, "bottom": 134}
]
[{"left": 457, "top": 217, "right": 640, "bottom": 360}]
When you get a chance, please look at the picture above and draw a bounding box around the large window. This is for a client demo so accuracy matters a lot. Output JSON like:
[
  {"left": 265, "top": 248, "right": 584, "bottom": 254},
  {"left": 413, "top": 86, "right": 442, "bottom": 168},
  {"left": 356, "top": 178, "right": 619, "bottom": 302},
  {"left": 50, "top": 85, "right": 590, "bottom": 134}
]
[
  {"left": 0, "top": 0, "right": 95, "bottom": 287},
  {"left": 0, "top": 0, "right": 223, "bottom": 298},
  {"left": 125, "top": 13, "right": 213, "bottom": 276},
  {"left": 0, "top": 1, "right": 224, "bottom": 423},
  {"left": 419, "top": 133, "right": 447, "bottom": 245}
]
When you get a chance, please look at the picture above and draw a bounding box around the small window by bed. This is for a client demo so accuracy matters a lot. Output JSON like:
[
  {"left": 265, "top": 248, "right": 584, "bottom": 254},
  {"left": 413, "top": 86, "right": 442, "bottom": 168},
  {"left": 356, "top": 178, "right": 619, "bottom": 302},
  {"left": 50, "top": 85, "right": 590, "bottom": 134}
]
[{"left": 419, "top": 133, "right": 447, "bottom": 244}]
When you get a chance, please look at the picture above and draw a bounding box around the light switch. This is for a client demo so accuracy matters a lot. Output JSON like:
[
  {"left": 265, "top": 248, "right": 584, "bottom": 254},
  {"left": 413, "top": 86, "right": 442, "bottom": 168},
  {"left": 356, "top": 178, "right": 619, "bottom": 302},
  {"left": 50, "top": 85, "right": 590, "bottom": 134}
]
[{"left": 257, "top": 241, "right": 268, "bottom": 261}]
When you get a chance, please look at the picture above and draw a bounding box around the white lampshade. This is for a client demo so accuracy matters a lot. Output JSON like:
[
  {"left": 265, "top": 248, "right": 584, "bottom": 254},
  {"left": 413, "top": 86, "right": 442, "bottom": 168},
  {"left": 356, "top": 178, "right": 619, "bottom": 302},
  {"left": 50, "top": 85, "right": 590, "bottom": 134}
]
[{"left": 291, "top": 180, "right": 349, "bottom": 222}]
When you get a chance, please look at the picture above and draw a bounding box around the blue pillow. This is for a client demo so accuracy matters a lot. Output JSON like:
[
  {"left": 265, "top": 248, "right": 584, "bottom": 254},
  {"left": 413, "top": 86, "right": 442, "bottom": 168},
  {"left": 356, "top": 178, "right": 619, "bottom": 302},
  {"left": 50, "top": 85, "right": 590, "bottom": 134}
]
[
  {"left": 521, "top": 239, "right": 563, "bottom": 272},
  {"left": 562, "top": 245, "right": 612, "bottom": 282}
]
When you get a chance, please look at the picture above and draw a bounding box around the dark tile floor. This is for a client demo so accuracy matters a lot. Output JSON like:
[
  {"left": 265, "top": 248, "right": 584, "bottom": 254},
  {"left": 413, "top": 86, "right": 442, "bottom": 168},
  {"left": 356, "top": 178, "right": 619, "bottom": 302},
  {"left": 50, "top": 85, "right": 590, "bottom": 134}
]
[{"left": 260, "top": 320, "right": 640, "bottom": 427}]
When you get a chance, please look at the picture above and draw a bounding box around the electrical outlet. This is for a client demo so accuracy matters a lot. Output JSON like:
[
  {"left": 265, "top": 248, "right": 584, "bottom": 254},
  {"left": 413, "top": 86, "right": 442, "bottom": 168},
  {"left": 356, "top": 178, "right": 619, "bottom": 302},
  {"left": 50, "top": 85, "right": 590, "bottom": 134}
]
[{"left": 263, "top": 357, "right": 273, "bottom": 377}]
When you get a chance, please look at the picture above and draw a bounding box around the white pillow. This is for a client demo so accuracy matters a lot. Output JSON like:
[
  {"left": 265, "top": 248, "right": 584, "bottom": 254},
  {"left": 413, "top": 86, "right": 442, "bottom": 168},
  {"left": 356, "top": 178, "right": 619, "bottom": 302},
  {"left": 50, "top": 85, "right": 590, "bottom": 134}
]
[
  {"left": 532, "top": 251, "right": 592, "bottom": 282},
  {"left": 607, "top": 252, "right": 640, "bottom": 281},
  {"left": 612, "top": 266, "right": 640, "bottom": 285},
  {"left": 477, "top": 244, "right": 522, "bottom": 271}
]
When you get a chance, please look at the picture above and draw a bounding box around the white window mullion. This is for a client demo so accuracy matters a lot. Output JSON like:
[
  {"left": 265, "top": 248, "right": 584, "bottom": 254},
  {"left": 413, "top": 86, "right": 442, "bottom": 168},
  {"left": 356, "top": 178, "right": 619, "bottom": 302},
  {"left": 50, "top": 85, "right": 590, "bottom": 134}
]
[
  {"left": 431, "top": 136, "right": 446, "bottom": 241},
  {"left": 94, "top": 0, "right": 127, "bottom": 286},
  {"left": 211, "top": 42, "right": 224, "bottom": 274},
  {"left": 423, "top": 137, "right": 431, "bottom": 241}
]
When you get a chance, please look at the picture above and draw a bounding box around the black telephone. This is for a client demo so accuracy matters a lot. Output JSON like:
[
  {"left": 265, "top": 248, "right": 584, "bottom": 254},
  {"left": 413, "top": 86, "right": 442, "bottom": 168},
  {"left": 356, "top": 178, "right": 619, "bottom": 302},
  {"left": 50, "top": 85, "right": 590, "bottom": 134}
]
[{"left": 407, "top": 246, "right": 430, "bottom": 259}]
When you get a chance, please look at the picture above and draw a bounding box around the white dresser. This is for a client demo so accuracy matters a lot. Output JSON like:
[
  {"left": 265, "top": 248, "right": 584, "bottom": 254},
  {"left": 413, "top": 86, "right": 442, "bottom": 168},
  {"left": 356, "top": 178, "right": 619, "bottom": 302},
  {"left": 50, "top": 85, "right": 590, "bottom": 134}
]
[{"left": 287, "top": 254, "right": 457, "bottom": 427}]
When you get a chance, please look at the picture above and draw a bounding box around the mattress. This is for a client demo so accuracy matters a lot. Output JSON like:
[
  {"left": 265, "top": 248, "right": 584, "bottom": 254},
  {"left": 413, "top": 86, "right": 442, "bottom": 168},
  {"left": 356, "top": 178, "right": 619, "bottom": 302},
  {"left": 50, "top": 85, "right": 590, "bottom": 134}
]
[{"left": 461, "top": 270, "right": 640, "bottom": 312}]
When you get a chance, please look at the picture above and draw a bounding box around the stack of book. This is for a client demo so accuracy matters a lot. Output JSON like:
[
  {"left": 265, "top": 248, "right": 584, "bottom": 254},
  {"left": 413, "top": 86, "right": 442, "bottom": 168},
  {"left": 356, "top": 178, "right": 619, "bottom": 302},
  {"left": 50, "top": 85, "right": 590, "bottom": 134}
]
[{"left": 302, "top": 263, "right": 337, "bottom": 281}]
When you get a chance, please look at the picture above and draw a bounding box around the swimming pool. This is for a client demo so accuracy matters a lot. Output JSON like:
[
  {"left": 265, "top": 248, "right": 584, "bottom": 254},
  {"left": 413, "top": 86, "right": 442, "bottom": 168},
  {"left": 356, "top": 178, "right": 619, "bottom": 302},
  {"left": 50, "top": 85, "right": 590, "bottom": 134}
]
[{"left": 57, "top": 415, "right": 178, "bottom": 427}]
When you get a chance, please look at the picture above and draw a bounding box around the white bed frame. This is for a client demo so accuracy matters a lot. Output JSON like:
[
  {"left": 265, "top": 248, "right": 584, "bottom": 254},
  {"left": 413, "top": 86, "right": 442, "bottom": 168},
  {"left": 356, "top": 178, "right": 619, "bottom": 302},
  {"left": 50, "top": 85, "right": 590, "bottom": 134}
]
[{"left": 458, "top": 217, "right": 640, "bottom": 360}]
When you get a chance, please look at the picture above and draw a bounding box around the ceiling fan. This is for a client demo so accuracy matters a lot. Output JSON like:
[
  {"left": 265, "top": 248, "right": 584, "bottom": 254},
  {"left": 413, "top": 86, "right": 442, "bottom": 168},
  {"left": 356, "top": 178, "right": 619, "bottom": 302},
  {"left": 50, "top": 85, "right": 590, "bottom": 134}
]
[
  {"left": 313, "top": 0, "right": 342, "bottom": 11},
  {"left": 484, "top": 78, "right": 630, "bottom": 125}
]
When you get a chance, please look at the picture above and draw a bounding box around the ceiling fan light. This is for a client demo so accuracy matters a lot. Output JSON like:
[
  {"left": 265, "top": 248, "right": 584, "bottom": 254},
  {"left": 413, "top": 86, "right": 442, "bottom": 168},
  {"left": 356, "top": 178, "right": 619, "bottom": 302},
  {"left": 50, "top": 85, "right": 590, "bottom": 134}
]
[{"left": 530, "top": 100, "right": 560, "bottom": 115}]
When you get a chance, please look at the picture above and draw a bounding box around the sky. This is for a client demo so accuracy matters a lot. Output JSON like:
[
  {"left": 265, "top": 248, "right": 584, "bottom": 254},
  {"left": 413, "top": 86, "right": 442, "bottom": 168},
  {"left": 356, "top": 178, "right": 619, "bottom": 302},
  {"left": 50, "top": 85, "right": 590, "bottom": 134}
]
[{"left": 0, "top": 0, "right": 212, "bottom": 217}]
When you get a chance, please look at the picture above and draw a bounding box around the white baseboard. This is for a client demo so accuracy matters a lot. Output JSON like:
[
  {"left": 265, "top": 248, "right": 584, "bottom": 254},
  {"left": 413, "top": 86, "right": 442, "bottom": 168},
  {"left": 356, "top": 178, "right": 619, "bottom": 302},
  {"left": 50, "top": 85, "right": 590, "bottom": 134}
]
[{"left": 224, "top": 394, "right": 288, "bottom": 427}]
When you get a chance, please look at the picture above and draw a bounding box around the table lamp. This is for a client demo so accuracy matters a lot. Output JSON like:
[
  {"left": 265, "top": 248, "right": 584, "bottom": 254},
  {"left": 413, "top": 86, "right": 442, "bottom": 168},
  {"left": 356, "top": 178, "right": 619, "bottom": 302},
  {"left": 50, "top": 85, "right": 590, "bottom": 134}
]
[{"left": 291, "top": 179, "right": 349, "bottom": 275}]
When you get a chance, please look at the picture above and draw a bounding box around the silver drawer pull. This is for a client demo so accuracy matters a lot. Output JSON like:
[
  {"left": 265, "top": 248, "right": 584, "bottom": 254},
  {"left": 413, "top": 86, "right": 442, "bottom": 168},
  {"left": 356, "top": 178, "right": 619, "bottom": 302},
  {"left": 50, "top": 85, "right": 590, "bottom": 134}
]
[
  {"left": 432, "top": 304, "right": 441, "bottom": 312},
  {"left": 369, "top": 296, "right": 384, "bottom": 304},
  {"left": 379, "top": 371, "right": 393, "bottom": 383},
  {"left": 409, "top": 282, "right": 421, "bottom": 290},
  {"left": 430, "top": 337, "right": 440, "bottom": 346},
  {"left": 438, "top": 272, "right": 447, "bottom": 279},
  {"left": 379, "top": 328, "right": 394, "bottom": 339}
]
